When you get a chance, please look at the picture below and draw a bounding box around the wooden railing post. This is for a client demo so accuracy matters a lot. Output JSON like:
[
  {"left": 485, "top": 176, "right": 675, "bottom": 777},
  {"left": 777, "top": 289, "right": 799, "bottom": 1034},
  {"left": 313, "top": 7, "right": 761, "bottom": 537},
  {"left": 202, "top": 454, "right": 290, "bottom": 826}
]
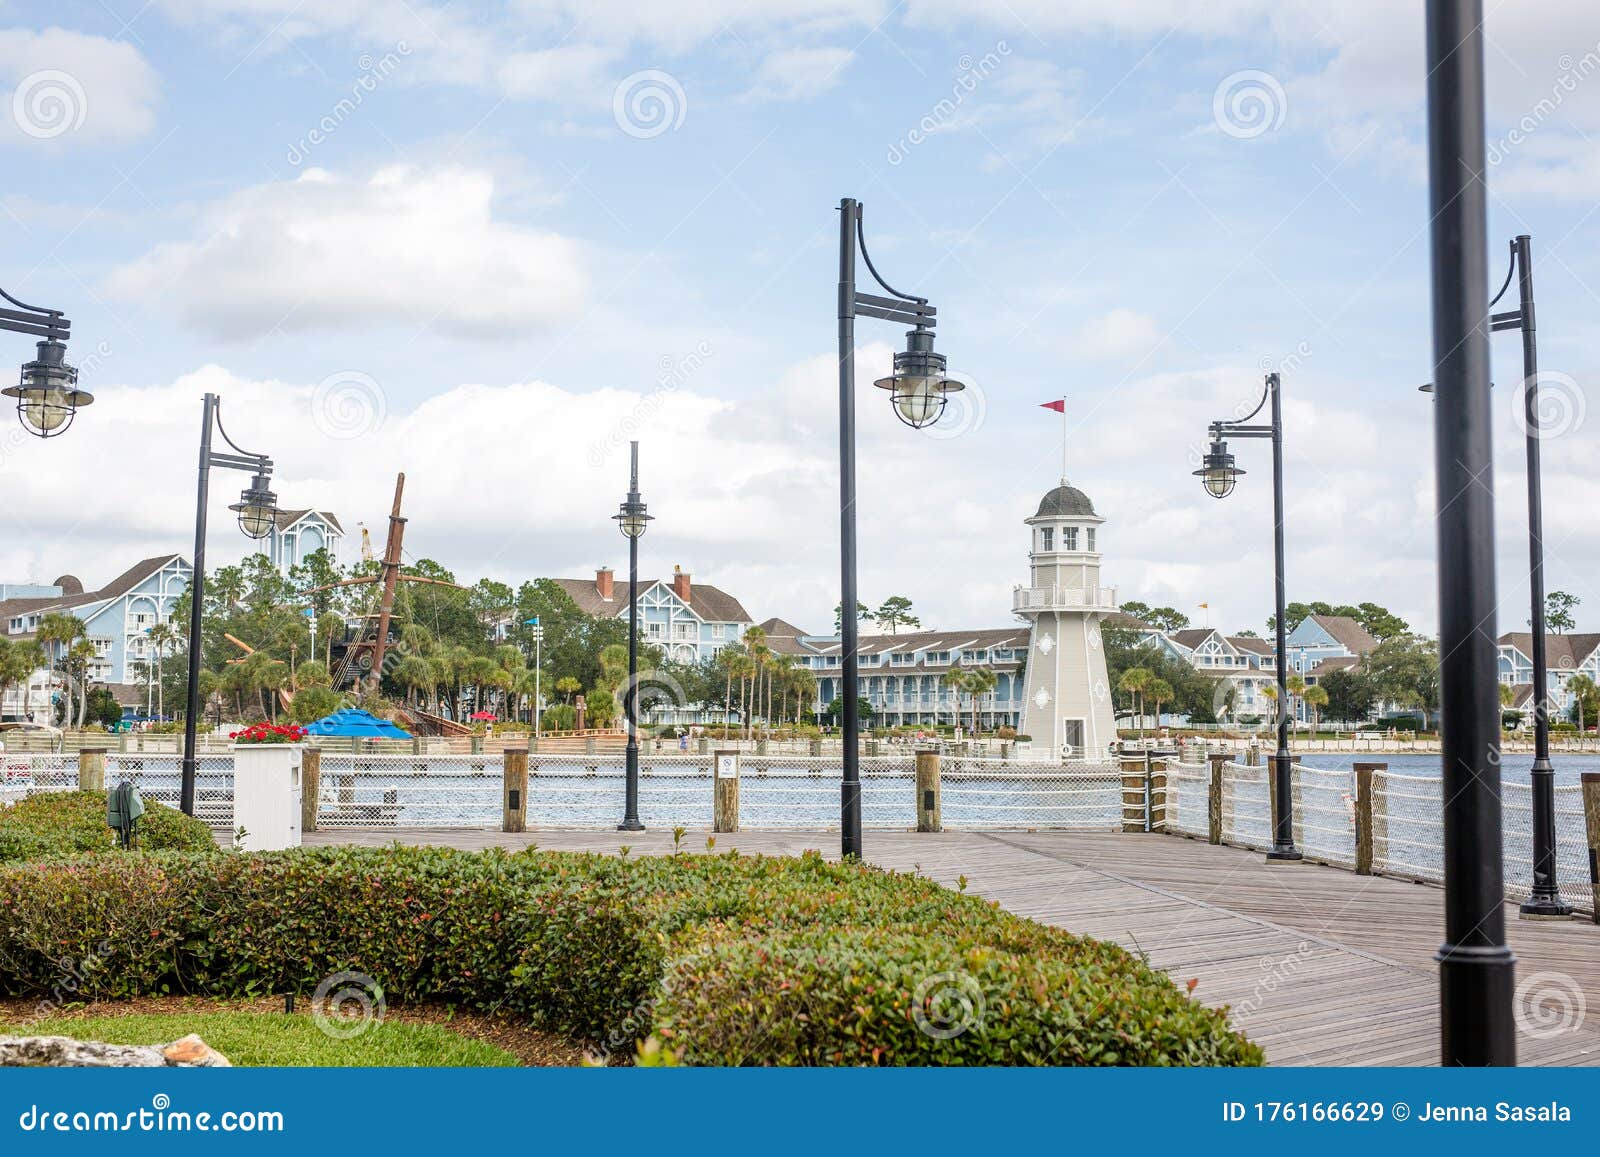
[
  {"left": 713, "top": 750, "right": 740, "bottom": 833},
  {"left": 1207, "top": 752, "right": 1227, "bottom": 845},
  {"left": 1120, "top": 756, "right": 1147, "bottom": 832},
  {"left": 1353, "top": 762, "right": 1383, "bottom": 875},
  {"left": 1583, "top": 773, "right": 1599, "bottom": 924},
  {"left": 300, "top": 748, "right": 321, "bottom": 833},
  {"left": 77, "top": 748, "right": 106, "bottom": 793},
  {"left": 502, "top": 748, "right": 528, "bottom": 833},
  {"left": 1146, "top": 751, "right": 1167, "bottom": 832},
  {"left": 915, "top": 750, "right": 941, "bottom": 832}
]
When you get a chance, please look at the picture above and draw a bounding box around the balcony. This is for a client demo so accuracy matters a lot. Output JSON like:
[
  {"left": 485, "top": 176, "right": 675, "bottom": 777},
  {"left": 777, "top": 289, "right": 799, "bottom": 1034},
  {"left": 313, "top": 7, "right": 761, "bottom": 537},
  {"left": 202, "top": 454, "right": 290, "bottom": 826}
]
[{"left": 1011, "top": 585, "right": 1119, "bottom": 614}]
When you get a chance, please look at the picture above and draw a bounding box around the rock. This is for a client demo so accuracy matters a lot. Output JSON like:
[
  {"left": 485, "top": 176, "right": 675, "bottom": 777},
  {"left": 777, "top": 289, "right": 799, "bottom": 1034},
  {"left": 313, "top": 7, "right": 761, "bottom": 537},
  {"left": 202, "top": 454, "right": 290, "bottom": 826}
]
[{"left": 0, "top": 1034, "right": 231, "bottom": 1067}]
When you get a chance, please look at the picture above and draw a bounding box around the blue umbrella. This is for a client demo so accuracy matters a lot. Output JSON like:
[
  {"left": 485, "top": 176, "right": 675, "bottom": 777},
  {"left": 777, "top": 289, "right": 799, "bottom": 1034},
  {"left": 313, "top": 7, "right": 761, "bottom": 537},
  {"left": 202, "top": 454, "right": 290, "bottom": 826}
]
[{"left": 301, "top": 708, "right": 411, "bottom": 739}]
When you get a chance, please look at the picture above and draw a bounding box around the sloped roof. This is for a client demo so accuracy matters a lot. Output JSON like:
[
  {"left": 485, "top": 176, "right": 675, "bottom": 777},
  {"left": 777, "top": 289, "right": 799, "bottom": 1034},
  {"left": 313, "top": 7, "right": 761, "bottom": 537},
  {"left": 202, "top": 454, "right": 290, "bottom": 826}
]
[
  {"left": 547, "top": 576, "right": 753, "bottom": 625},
  {"left": 1228, "top": 635, "right": 1274, "bottom": 656},
  {"left": 1498, "top": 632, "right": 1600, "bottom": 671},
  {"left": 0, "top": 556, "right": 185, "bottom": 634},
  {"left": 273, "top": 509, "right": 345, "bottom": 534},
  {"left": 756, "top": 617, "right": 811, "bottom": 655},
  {"left": 1032, "top": 484, "right": 1096, "bottom": 519},
  {"left": 808, "top": 627, "right": 1029, "bottom": 662},
  {"left": 1103, "top": 611, "right": 1154, "bottom": 631},
  {"left": 1306, "top": 614, "right": 1377, "bottom": 655},
  {"left": 1167, "top": 628, "right": 1218, "bottom": 651},
  {"left": 1308, "top": 655, "right": 1360, "bottom": 678}
]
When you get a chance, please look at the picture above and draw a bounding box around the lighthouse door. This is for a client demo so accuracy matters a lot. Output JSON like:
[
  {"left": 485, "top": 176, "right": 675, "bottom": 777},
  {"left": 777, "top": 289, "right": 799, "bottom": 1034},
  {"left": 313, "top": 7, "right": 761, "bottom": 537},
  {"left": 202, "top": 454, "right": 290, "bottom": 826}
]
[{"left": 1061, "top": 718, "right": 1085, "bottom": 757}]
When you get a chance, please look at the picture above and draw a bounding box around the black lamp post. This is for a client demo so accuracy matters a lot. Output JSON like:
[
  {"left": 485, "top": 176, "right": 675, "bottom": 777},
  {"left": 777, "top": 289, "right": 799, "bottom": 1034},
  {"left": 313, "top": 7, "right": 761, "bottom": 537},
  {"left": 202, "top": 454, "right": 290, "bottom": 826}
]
[
  {"left": 0, "top": 287, "right": 91, "bottom": 437},
  {"left": 836, "top": 196, "right": 962, "bottom": 859},
  {"left": 1420, "top": 234, "right": 1571, "bottom": 920},
  {"left": 1194, "top": 372, "right": 1300, "bottom": 861},
  {"left": 614, "top": 440, "right": 651, "bottom": 832},
  {"left": 1424, "top": 0, "right": 1516, "bottom": 1066},
  {"left": 180, "top": 393, "right": 279, "bottom": 816}
]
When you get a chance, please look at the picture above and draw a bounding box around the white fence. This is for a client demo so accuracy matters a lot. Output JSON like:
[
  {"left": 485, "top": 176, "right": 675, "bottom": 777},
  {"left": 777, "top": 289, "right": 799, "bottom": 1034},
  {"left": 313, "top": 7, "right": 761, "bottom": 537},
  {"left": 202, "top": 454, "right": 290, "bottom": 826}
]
[
  {"left": 2, "top": 752, "right": 1125, "bottom": 833},
  {"left": 1167, "top": 760, "right": 1594, "bottom": 914}
]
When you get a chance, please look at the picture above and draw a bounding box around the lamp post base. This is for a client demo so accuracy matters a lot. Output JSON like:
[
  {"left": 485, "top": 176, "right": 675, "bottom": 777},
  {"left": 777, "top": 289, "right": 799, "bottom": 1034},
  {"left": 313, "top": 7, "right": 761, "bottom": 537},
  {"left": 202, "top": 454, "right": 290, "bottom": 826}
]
[
  {"left": 617, "top": 821, "right": 645, "bottom": 832},
  {"left": 1265, "top": 848, "right": 1304, "bottom": 863},
  {"left": 1518, "top": 897, "right": 1573, "bottom": 920}
]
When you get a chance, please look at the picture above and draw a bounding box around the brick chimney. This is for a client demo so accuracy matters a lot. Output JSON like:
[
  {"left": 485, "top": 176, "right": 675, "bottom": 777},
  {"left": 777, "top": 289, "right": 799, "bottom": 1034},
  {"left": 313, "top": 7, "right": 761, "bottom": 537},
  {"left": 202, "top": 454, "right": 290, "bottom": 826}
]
[
  {"left": 596, "top": 567, "right": 614, "bottom": 601},
  {"left": 673, "top": 566, "right": 691, "bottom": 603}
]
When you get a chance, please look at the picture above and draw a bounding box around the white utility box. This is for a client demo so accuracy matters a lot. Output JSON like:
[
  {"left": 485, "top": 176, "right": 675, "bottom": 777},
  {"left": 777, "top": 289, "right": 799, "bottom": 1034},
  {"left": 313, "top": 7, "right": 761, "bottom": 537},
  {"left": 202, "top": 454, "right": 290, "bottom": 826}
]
[{"left": 231, "top": 743, "right": 303, "bottom": 851}]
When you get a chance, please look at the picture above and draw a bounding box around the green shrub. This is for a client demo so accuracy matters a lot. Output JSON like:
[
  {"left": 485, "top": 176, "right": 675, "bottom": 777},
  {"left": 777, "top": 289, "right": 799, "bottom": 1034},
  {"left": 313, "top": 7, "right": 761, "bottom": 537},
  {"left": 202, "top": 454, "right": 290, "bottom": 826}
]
[
  {"left": 0, "top": 791, "right": 216, "bottom": 862},
  {"left": 0, "top": 847, "right": 1261, "bottom": 1066}
]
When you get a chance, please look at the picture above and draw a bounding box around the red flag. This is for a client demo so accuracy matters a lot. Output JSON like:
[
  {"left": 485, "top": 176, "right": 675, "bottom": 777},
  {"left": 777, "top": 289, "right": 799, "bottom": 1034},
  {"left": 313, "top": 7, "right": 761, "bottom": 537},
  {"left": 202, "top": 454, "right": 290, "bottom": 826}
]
[{"left": 1039, "top": 399, "right": 1066, "bottom": 413}]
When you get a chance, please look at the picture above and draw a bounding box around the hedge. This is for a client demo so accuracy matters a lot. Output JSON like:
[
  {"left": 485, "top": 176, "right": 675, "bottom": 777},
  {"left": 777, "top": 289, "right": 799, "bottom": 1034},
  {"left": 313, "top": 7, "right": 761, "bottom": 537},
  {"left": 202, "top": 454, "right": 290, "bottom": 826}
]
[
  {"left": 0, "top": 846, "right": 1262, "bottom": 1066},
  {"left": 0, "top": 791, "right": 216, "bottom": 863}
]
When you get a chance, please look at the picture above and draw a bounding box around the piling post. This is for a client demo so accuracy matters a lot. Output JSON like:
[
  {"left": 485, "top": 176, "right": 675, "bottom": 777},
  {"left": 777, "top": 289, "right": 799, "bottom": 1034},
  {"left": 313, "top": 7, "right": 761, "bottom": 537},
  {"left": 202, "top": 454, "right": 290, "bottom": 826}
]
[
  {"left": 77, "top": 748, "right": 106, "bottom": 793},
  {"left": 1207, "top": 752, "right": 1227, "bottom": 844},
  {"left": 1354, "top": 762, "right": 1384, "bottom": 875},
  {"left": 502, "top": 748, "right": 528, "bottom": 833},
  {"left": 915, "top": 750, "right": 941, "bottom": 832},
  {"left": 301, "top": 748, "right": 321, "bottom": 834},
  {"left": 713, "top": 750, "right": 740, "bottom": 833},
  {"left": 1583, "top": 773, "right": 1599, "bottom": 922}
]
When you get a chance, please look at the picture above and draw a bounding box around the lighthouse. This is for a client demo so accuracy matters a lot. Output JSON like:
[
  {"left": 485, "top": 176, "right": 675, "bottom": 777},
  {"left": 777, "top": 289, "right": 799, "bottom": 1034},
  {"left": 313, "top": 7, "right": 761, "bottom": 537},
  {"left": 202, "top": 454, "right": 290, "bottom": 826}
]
[{"left": 1014, "top": 482, "right": 1119, "bottom": 757}]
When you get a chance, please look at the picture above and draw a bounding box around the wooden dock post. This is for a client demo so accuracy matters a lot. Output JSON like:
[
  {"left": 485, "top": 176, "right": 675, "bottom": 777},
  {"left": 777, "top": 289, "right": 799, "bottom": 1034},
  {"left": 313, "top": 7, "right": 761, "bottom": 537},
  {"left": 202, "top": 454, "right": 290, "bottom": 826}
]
[
  {"left": 1353, "top": 762, "right": 1383, "bottom": 875},
  {"left": 1146, "top": 751, "right": 1167, "bottom": 832},
  {"left": 77, "top": 748, "right": 106, "bottom": 793},
  {"left": 713, "top": 750, "right": 740, "bottom": 833},
  {"left": 502, "top": 748, "right": 528, "bottom": 833},
  {"left": 1120, "top": 756, "right": 1147, "bottom": 832},
  {"left": 300, "top": 748, "right": 321, "bottom": 833},
  {"left": 915, "top": 750, "right": 941, "bottom": 832},
  {"left": 1583, "top": 773, "right": 1599, "bottom": 923},
  {"left": 1207, "top": 753, "right": 1227, "bottom": 844}
]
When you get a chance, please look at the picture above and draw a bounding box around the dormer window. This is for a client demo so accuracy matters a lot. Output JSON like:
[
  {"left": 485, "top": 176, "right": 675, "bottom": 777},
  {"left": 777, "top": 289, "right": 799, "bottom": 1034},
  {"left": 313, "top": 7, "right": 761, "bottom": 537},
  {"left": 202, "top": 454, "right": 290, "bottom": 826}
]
[
  {"left": 1064, "top": 526, "right": 1079, "bottom": 551},
  {"left": 1040, "top": 527, "right": 1053, "bottom": 551}
]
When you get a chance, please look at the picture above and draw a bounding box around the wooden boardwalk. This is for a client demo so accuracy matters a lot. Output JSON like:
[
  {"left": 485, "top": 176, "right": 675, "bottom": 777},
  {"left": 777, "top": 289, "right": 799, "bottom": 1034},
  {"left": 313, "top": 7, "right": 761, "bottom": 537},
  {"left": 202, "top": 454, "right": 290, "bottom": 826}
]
[{"left": 307, "top": 826, "right": 1600, "bottom": 1067}]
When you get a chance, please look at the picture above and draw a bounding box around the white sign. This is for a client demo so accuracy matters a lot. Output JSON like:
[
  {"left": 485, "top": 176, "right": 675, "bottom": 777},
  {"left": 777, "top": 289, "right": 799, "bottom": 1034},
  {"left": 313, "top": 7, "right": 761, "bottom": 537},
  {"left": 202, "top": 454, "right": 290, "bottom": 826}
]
[{"left": 715, "top": 754, "right": 738, "bottom": 780}]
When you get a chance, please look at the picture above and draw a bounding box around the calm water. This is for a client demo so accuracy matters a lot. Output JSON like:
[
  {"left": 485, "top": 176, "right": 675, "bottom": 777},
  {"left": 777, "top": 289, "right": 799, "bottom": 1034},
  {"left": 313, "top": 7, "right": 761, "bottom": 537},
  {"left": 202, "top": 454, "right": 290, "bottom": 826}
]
[{"left": 1293, "top": 751, "right": 1591, "bottom": 785}]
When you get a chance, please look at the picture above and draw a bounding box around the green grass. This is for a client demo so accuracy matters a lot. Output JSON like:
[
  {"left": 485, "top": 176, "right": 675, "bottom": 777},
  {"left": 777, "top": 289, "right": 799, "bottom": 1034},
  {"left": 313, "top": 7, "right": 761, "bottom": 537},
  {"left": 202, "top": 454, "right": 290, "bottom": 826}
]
[{"left": 3, "top": 1011, "right": 519, "bottom": 1067}]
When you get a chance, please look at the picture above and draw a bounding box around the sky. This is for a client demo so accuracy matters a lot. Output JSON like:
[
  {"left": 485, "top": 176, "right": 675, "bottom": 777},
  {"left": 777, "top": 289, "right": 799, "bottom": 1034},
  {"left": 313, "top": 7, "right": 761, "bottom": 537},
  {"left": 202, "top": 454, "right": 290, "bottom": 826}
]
[{"left": 2, "top": 1, "right": 1600, "bottom": 640}]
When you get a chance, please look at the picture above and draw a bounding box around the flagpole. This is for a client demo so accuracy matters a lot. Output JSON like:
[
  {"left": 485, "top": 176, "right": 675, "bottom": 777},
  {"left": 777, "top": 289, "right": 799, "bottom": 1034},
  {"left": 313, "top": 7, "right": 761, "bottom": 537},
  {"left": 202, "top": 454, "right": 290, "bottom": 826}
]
[{"left": 1060, "top": 396, "right": 1068, "bottom": 484}]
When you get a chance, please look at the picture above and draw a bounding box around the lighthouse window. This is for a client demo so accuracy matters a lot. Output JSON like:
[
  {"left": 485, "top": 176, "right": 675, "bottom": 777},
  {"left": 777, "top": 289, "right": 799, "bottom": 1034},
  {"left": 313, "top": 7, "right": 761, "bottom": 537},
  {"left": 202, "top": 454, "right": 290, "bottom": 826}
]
[
  {"left": 1064, "top": 527, "right": 1079, "bottom": 550},
  {"left": 1086, "top": 528, "right": 1096, "bottom": 551},
  {"left": 1040, "top": 527, "right": 1053, "bottom": 551}
]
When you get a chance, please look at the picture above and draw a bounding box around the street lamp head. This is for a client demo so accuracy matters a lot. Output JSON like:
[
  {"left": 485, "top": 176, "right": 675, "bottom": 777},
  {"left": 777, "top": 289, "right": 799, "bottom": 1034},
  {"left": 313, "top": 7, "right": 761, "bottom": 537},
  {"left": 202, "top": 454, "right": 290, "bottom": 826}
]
[
  {"left": 1194, "top": 439, "right": 1242, "bottom": 499},
  {"left": 230, "top": 472, "right": 278, "bottom": 539},
  {"left": 3, "top": 340, "right": 91, "bottom": 438},
  {"left": 873, "top": 327, "right": 962, "bottom": 429},
  {"left": 615, "top": 499, "right": 652, "bottom": 539}
]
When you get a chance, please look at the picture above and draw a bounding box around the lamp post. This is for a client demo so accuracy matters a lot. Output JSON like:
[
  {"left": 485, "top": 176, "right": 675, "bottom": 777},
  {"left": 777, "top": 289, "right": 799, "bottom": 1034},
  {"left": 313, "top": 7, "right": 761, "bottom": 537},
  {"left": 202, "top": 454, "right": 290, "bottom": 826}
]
[
  {"left": 180, "top": 393, "right": 279, "bottom": 816},
  {"left": 1424, "top": 0, "right": 1516, "bottom": 1066},
  {"left": 836, "top": 196, "right": 963, "bottom": 859},
  {"left": 525, "top": 616, "right": 544, "bottom": 745},
  {"left": 1419, "top": 235, "right": 1571, "bottom": 920},
  {"left": 0, "top": 287, "right": 91, "bottom": 437},
  {"left": 614, "top": 441, "right": 651, "bottom": 831},
  {"left": 1194, "top": 372, "right": 1300, "bottom": 862}
]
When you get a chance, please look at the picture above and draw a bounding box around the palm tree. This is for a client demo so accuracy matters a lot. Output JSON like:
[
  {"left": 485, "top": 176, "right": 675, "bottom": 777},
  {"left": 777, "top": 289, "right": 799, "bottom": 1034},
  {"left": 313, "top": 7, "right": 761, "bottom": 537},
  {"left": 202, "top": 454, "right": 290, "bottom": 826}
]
[
  {"left": 14, "top": 641, "right": 44, "bottom": 722},
  {"left": 1303, "top": 684, "right": 1329, "bottom": 736},
  {"left": 66, "top": 639, "right": 98, "bottom": 727},
  {"left": 0, "top": 638, "right": 26, "bottom": 721},
  {"left": 1118, "top": 667, "right": 1152, "bottom": 737},
  {"left": 390, "top": 654, "right": 434, "bottom": 709},
  {"left": 942, "top": 668, "right": 968, "bottom": 731},
  {"left": 714, "top": 646, "right": 743, "bottom": 729},
  {"left": 965, "top": 667, "right": 998, "bottom": 735},
  {"left": 555, "top": 676, "right": 582, "bottom": 705},
  {"left": 1146, "top": 677, "right": 1174, "bottom": 731},
  {"left": 36, "top": 613, "right": 84, "bottom": 726},
  {"left": 1567, "top": 674, "right": 1597, "bottom": 734},
  {"left": 1286, "top": 673, "right": 1307, "bottom": 734}
]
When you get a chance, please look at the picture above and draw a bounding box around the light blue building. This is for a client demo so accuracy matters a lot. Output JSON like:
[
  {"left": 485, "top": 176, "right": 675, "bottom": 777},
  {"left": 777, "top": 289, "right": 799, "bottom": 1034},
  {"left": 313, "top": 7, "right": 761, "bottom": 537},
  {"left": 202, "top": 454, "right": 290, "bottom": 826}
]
[
  {"left": 267, "top": 509, "right": 343, "bottom": 572},
  {"left": 1498, "top": 632, "right": 1600, "bottom": 723},
  {"left": 0, "top": 555, "right": 192, "bottom": 718},
  {"left": 550, "top": 567, "right": 754, "bottom": 666}
]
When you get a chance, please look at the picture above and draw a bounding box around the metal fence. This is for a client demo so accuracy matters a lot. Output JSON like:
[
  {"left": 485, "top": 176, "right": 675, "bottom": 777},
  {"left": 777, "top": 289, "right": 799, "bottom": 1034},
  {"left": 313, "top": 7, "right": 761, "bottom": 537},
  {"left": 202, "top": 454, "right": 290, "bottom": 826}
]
[
  {"left": 1167, "top": 759, "right": 1594, "bottom": 913},
  {"left": 2, "top": 752, "right": 1124, "bottom": 833}
]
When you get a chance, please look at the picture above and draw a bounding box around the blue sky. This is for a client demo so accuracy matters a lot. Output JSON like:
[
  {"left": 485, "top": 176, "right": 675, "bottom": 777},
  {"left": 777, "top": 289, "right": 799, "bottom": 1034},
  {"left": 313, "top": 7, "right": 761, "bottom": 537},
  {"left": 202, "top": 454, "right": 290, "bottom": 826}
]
[{"left": 3, "top": 2, "right": 1600, "bottom": 639}]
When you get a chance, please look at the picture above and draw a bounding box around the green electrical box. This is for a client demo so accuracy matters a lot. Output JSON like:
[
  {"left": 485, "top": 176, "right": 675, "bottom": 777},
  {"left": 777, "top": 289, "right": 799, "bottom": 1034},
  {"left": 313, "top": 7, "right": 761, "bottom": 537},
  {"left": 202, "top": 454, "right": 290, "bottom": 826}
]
[{"left": 106, "top": 781, "right": 144, "bottom": 848}]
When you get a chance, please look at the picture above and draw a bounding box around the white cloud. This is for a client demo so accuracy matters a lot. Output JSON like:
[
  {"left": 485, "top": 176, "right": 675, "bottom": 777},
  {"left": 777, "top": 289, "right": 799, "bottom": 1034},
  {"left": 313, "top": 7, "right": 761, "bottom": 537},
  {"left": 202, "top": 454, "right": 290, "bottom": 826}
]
[
  {"left": 744, "top": 47, "right": 854, "bottom": 101},
  {"left": 1071, "top": 309, "right": 1162, "bottom": 360},
  {"left": 102, "top": 165, "right": 588, "bottom": 340},
  {"left": 496, "top": 44, "right": 620, "bottom": 101},
  {"left": 0, "top": 27, "right": 160, "bottom": 145}
]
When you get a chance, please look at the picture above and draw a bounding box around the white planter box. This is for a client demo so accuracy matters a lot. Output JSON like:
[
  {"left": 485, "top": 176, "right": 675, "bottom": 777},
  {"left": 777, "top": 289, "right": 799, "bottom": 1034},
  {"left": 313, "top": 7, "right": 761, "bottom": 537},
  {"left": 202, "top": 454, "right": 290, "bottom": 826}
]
[{"left": 230, "top": 743, "right": 303, "bottom": 851}]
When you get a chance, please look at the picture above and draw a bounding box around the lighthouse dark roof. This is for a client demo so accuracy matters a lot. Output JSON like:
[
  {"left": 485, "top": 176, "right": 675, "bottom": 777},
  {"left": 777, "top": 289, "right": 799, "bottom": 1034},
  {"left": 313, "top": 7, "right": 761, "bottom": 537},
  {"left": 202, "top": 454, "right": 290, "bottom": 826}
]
[{"left": 1033, "top": 484, "right": 1096, "bottom": 519}]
